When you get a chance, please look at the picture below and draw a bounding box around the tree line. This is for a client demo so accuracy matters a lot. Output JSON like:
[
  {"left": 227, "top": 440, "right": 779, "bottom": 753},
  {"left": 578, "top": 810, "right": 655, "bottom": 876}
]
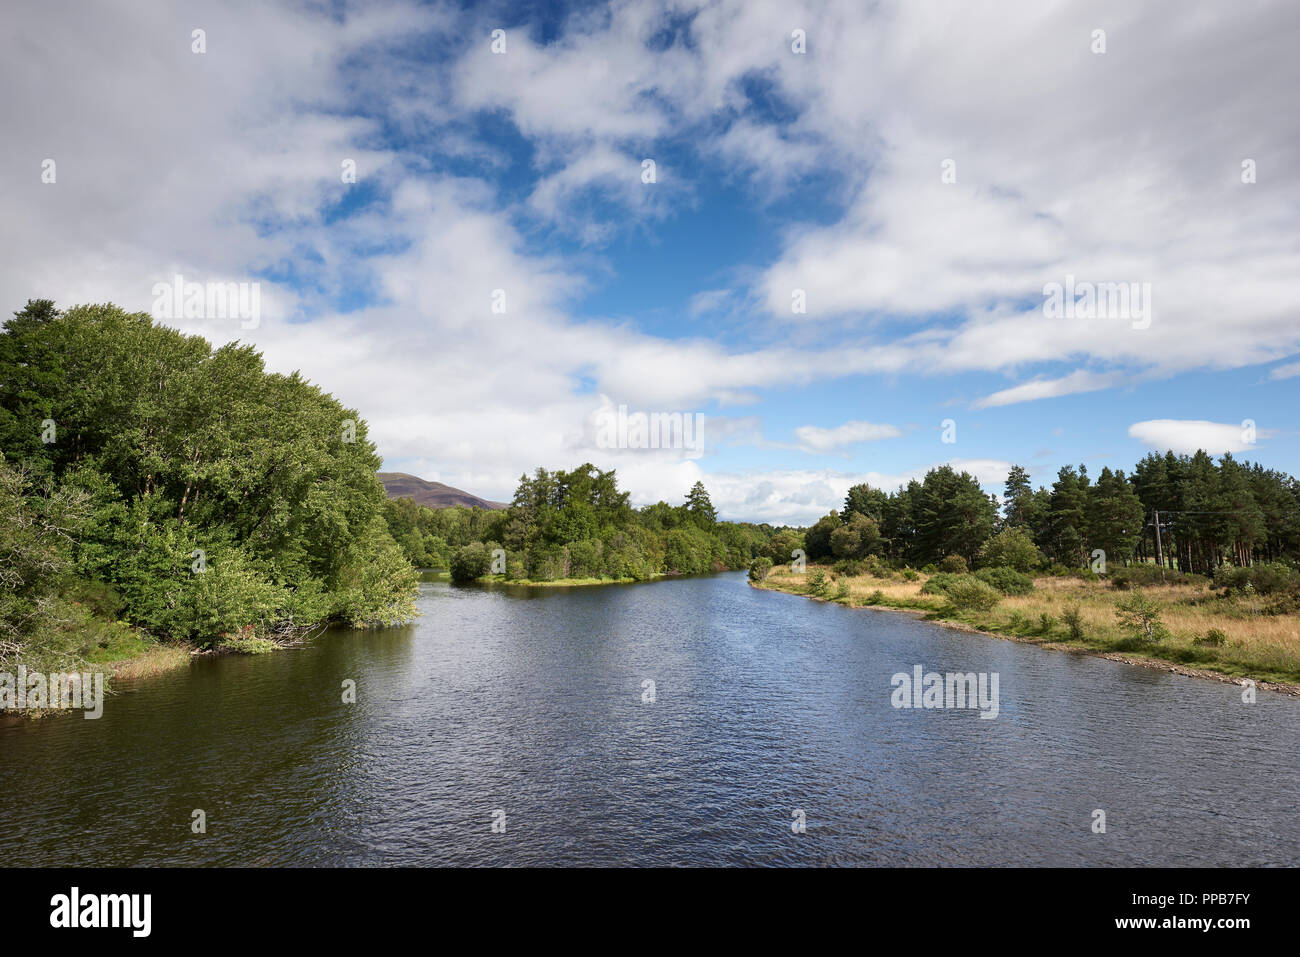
[
  {"left": 800, "top": 456, "right": 1300, "bottom": 577},
  {"left": 0, "top": 300, "right": 418, "bottom": 670},
  {"left": 384, "top": 466, "right": 776, "bottom": 582}
]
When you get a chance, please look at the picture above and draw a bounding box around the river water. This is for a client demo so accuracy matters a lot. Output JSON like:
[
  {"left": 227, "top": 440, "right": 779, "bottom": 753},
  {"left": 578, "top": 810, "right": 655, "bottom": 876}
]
[{"left": 1, "top": 572, "right": 1295, "bottom": 866}]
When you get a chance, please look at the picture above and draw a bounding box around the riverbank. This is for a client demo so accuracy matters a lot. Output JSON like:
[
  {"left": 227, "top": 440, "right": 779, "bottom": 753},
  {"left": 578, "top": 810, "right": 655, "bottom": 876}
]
[{"left": 753, "top": 565, "right": 1300, "bottom": 695}]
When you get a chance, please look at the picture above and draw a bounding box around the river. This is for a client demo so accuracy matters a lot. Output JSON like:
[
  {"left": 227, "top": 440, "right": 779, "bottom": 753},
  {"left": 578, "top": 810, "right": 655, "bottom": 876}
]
[{"left": 1, "top": 572, "right": 1295, "bottom": 866}]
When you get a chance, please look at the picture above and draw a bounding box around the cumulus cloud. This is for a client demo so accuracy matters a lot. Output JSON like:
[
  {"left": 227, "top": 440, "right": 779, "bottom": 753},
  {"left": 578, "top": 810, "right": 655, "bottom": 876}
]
[
  {"left": 1127, "top": 420, "right": 1259, "bottom": 456},
  {"left": 4, "top": 1, "right": 1297, "bottom": 525}
]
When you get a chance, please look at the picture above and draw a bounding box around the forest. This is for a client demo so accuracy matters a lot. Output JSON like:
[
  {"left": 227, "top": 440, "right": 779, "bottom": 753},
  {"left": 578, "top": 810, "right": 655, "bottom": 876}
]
[
  {"left": 383, "top": 466, "right": 776, "bottom": 583},
  {"left": 798, "top": 458, "right": 1300, "bottom": 577},
  {"left": 0, "top": 300, "right": 418, "bottom": 672}
]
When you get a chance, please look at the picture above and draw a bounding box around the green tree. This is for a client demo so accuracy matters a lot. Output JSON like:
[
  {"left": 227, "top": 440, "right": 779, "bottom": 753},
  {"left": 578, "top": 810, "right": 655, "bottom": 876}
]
[{"left": 684, "top": 480, "right": 717, "bottom": 528}]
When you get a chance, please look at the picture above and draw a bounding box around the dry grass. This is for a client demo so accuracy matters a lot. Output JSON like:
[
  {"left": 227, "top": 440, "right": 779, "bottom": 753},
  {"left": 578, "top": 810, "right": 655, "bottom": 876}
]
[
  {"left": 109, "top": 643, "right": 193, "bottom": 680},
  {"left": 756, "top": 565, "right": 1300, "bottom": 686}
]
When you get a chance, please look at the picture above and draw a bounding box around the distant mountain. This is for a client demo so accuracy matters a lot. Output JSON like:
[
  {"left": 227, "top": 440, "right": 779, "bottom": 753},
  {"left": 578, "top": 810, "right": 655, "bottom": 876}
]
[{"left": 378, "top": 472, "right": 508, "bottom": 511}]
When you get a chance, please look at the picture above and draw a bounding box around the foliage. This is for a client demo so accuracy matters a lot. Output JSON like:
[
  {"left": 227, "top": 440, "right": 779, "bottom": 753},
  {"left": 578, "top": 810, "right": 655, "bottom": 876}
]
[
  {"left": 978, "top": 527, "right": 1042, "bottom": 572},
  {"left": 1213, "top": 562, "right": 1300, "bottom": 596},
  {"left": 943, "top": 577, "right": 1002, "bottom": 611},
  {"left": 748, "top": 557, "right": 773, "bottom": 582},
  {"left": 974, "top": 566, "right": 1034, "bottom": 596},
  {"left": 398, "top": 465, "right": 775, "bottom": 585},
  {"left": 449, "top": 542, "right": 493, "bottom": 584},
  {"left": 1196, "top": 628, "right": 1228, "bottom": 647},
  {"left": 1109, "top": 565, "right": 1206, "bottom": 590},
  {"left": 1114, "top": 592, "right": 1168, "bottom": 643},
  {"left": 1061, "top": 604, "right": 1084, "bottom": 641},
  {"left": 0, "top": 300, "right": 419, "bottom": 664}
]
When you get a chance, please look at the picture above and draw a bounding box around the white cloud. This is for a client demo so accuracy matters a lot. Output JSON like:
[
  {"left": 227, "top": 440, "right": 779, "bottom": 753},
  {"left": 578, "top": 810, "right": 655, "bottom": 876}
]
[
  {"left": 974, "top": 370, "right": 1127, "bottom": 409},
  {"left": 4, "top": 1, "right": 1297, "bottom": 524},
  {"left": 1127, "top": 420, "right": 1259, "bottom": 456},
  {"left": 793, "top": 420, "right": 902, "bottom": 453},
  {"left": 702, "top": 458, "right": 1012, "bottom": 526}
]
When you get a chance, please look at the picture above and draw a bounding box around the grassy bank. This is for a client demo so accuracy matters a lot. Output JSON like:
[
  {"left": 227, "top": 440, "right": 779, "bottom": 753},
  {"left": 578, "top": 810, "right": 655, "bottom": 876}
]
[{"left": 754, "top": 564, "right": 1300, "bottom": 692}]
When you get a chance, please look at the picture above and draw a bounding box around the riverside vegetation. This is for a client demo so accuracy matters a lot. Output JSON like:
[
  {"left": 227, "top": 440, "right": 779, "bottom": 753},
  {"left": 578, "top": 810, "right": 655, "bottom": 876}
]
[
  {"left": 0, "top": 300, "right": 779, "bottom": 685},
  {"left": 0, "top": 300, "right": 418, "bottom": 678},
  {"left": 383, "top": 467, "right": 778, "bottom": 584},
  {"left": 5, "top": 299, "right": 1298, "bottom": 693},
  {"left": 749, "top": 465, "right": 1300, "bottom": 688}
]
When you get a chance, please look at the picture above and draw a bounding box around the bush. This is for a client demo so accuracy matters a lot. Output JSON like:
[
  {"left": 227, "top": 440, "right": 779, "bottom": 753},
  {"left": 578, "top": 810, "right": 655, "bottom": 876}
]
[
  {"left": 748, "top": 557, "right": 773, "bottom": 582},
  {"left": 974, "top": 566, "right": 1034, "bottom": 596},
  {"left": 1195, "top": 628, "right": 1228, "bottom": 647},
  {"left": 1061, "top": 604, "right": 1084, "bottom": 640},
  {"left": 978, "top": 527, "right": 1042, "bottom": 572},
  {"left": 864, "top": 589, "right": 885, "bottom": 605},
  {"left": 944, "top": 577, "right": 1001, "bottom": 611},
  {"left": 1039, "top": 612, "right": 1055, "bottom": 634},
  {"left": 1114, "top": 592, "right": 1168, "bottom": 643},
  {"left": 449, "top": 542, "right": 492, "bottom": 584},
  {"left": 807, "top": 570, "right": 828, "bottom": 595},
  {"left": 1213, "top": 562, "right": 1300, "bottom": 596},
  {"left": 833, "top": 558, "right": 864, "bottom": 577},
  {"left": 1111, "top": 565, "right": 1207, "bottom": 590},
  {"left": 920, "top": 572, "right": 964, "bottom": 596},
  {"left": 937, "top": 554, "right": 969, "bottom": 574},
  {"left": 901, "top": 569, "right": 919, "bottom": 582}
]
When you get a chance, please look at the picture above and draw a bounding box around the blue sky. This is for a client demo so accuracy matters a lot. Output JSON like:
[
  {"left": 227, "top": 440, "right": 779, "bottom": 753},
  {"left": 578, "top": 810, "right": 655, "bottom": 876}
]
[{"left": 5, "top": 0, "right": 1299, "bottom": 523}]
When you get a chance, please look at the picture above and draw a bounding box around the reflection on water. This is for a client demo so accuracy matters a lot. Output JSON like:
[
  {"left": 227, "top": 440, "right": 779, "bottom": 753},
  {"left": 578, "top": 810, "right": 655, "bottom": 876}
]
[{"left": 1, "top": 572, "right": 1296, "bottom": 866}]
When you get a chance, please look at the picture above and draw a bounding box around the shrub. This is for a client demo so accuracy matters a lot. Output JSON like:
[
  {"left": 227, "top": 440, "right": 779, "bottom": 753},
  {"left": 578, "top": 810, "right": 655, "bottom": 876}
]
[
  {"left": 1111, "top": 565, "right": 1207, "bottom": 590},
  {"left": 748, "top": 557, "right": 773, "bottom": 582},
  {"left": 920, "top": 572, "right": 964, "bottom": 596},
  {"left": 937, "top": 554, "right": 968, "bottom": 574},
  {"left": 974, "top": 566, "right": 1034, "bottom": 596},
  {"left": 216, "top": 625, "right": 278, "bottom": 655},
  {"left": 978, "top": 527, "right": 1042, "bottom": 572},
  {"left": 1214, "top": 562, "right": 1300, "bottom": 596},
  {"left": 864, "top": 589, "right": 885, "bottom": 605},
  {"left": 1195, "top": 628, "right": 1228, "bottom": 647},
  {"left": 449, "top": 542, "right": 492, "bottom": 584},
  {"left": 834, "top": 580, "right": 850, "bottom": 600},
  {"left": 1114, "top": 592, "right": 1168, "bottom": 643},
  {"left": 807, "top": 570, "right": 828, "bottom": 595},
  {"left": 1039, "top": 612, "right": 1055, "bottom": 634},
  {"left": 1061, "top": 604, "right": 1084, "bottom": 640},
  {"left": 901, "top": 568, "right": 920, "bottom": 582},
  {"left": 833, "top": 558, "right": 864, "bottom": 577},
  {"left": 944, "top": 577, "right": 1001, "bottom": 612}
]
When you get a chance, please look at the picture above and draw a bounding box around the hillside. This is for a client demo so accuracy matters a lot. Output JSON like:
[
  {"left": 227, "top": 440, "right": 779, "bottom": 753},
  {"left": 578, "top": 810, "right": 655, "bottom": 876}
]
[{"left": 378, "top": 472, "right": 508, "bottom": 510}]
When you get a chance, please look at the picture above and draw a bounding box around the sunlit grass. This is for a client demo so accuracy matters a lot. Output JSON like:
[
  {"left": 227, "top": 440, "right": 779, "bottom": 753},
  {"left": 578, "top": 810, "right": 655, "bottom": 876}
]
[{"left": 756, "top": 564, "right": 1300, "bottom": 686}]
